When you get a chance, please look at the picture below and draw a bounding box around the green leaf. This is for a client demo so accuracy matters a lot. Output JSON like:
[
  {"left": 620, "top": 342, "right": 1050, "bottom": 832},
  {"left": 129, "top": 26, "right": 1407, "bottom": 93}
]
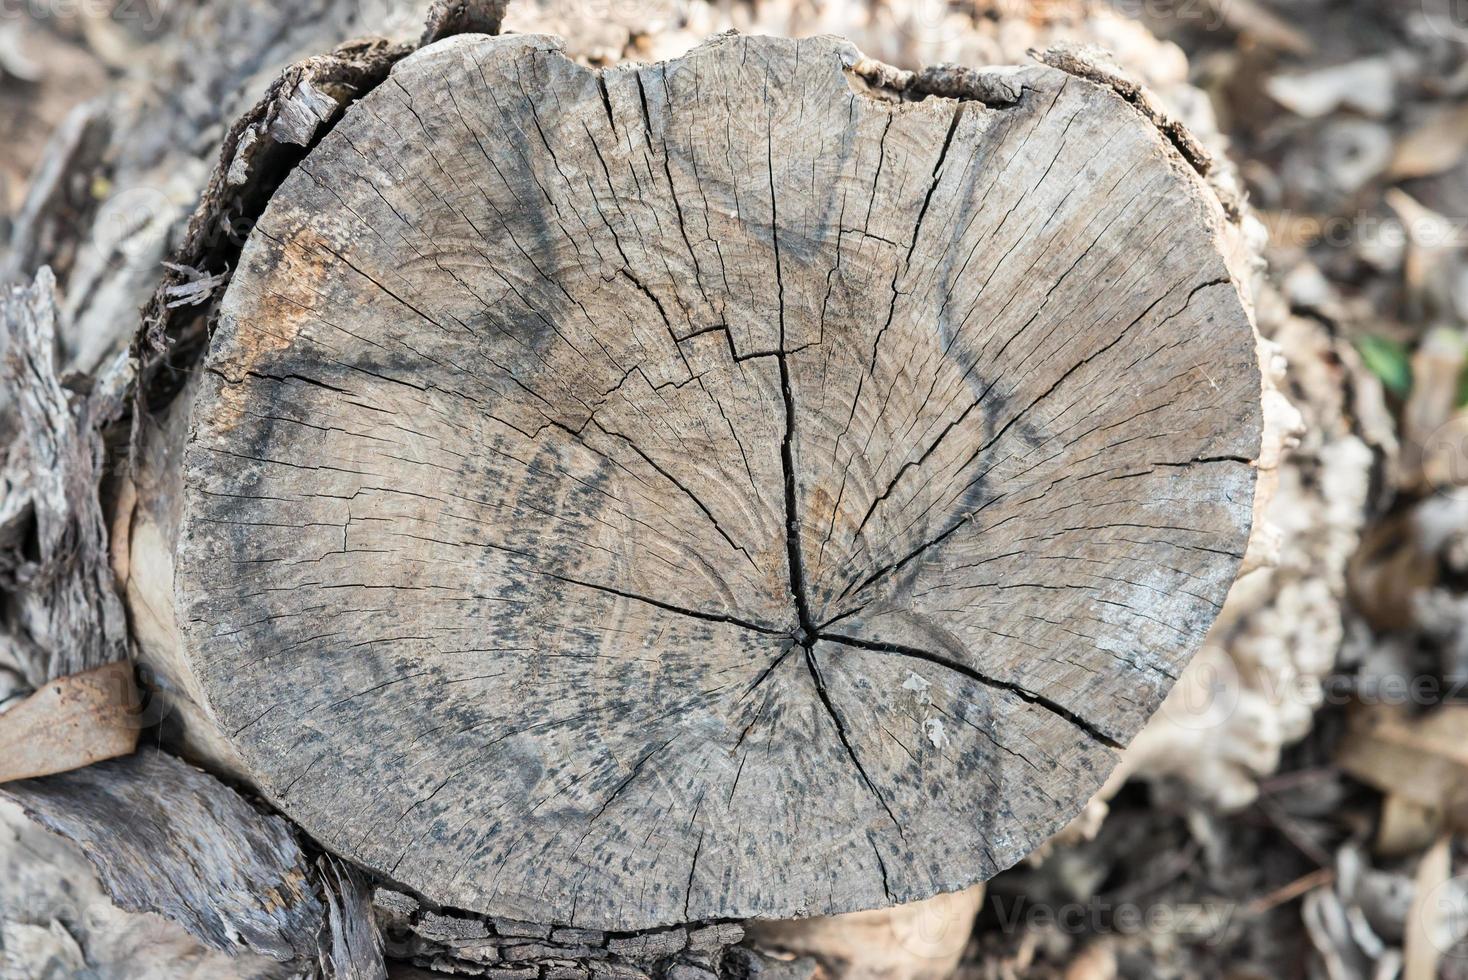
[{"left": 1356, "top": 335, "right": 1412, "bottom": 397}]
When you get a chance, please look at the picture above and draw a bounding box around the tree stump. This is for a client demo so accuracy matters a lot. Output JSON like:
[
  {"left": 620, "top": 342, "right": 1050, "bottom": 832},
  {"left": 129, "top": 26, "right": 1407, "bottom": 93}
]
[{"left": 173, "top": 32, "right": 1261, "bottom": 931}]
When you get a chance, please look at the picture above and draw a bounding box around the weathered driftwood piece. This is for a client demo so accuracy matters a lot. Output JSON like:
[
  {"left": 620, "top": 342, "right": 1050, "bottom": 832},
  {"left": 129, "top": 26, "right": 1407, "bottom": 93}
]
[
  {"left": 320, "top": 856, "right": 389, "bottom": 980},
  {"left": 171, "top": 30, "right": 1260, "bottom": 932},
  {"left": 0, "top": 749, "right": 323, "bottom": 961},
  {"left": 0, "top": 661, "right": 139, "bottom": 783},
  {"left": 0, "top": 268, "right": 128, "bottom": 689},
  {"left": 0, "top": 102, "right": 111, "bottom": 290},
  {"left": 421, "top": 0, "right": 510, "bottom": 45},
  {"left": 0, "top": 795, "right": 298, "bottom": 979}
]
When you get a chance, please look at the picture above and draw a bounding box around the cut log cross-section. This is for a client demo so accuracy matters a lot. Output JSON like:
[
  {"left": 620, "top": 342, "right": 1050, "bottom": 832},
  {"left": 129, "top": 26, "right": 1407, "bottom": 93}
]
[{"left": 173, "top": 32, "right": 1262, "bottom": 930}]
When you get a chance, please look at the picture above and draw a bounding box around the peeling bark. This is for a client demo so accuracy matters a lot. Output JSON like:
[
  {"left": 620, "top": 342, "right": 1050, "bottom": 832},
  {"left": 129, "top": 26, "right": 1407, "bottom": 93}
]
[
  {"left": 0, "top": 268, "right": 128, "bottom": 689},
  {"left": 321, "top": 856, "right": 389, "bottom": 980},
  {"left": 373, "top": 887, "right": 749, "bottom": 980},
  {"left": 0, "top": 795, "right": 297, "bottom": 979},
  {"left": 0, "top": 749, "right": 323, "bottom": 962},
  {"left": 134, "top": 36, "right": 416, "bottom": 432}
]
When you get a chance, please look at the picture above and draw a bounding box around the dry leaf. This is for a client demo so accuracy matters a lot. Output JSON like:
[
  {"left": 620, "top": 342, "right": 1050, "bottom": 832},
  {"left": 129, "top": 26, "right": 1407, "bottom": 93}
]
[
  {"left": 1348, "top": 514, "right": 1439, "bottom": 631},
  {"left": 1390, "top": 104, "right": 1468, "bottom": 180},
  {"left": 1386, "top": 188, "right": 1464, "bottom": 320},
  {"left": 1266, "top": 58, "right": 1395, "bottom": 119},
  {"left": 1377, "top": 794, "right": 1445, "bottom": 860},
  {"left": 0, "top": 661, "right": 139, "bottom": 784},
  {"left": 1404, "top": 837, "right": 1451, "bottom": 980},
  {"left": 1399, "top": 328, "right": 1467, "bottom": 494},
  {"left": 1063, "top": 940, "right": 1119, "bottom": 980},
  {"left": 1338, "top": 705, "right": 1468, "bottom": 823},
  {"left": 745, "top": 886, "right": 985, "bottom": 980},
  {"left": 1213, "top": 0, "right": 1312, "bottom": 55}
]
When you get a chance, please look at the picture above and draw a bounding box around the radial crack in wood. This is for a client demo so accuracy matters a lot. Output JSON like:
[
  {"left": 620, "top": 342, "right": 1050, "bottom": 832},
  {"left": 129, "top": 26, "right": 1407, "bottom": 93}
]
[{"left": 173, "top": 32, "right": 1262, "bottom": 930}]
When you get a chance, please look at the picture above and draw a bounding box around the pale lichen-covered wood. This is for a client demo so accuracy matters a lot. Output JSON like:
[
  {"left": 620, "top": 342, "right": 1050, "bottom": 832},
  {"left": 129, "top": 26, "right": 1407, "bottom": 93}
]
[{"left": 174, "top": 32, "right": 1261, "bottom": 930}]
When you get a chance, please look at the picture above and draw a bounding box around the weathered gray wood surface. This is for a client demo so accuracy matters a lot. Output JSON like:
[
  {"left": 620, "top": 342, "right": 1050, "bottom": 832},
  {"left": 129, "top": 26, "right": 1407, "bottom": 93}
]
[
  {"left": 174, "top": 32, "right": 1261, "bottom": 930},
  {"left": 0, "top": 268, "right": 128, "bottom": 688},
  {"left": 0, "top": 794, "right": 299, "bottom": 979},
  {"left": 1, "top": 748, "right": 323, "bottom": 961},
  {"left": 320, "top": 856, "right": 389, "bottom": 980}
]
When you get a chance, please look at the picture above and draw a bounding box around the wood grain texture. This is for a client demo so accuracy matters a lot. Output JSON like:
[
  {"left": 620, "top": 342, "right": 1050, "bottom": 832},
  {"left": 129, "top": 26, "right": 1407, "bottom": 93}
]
[
  {"left": 0, "top": 749, "right": 323, "bottom": 960},
  {"left": 175, "top": 32, "right": 1262, "bottom": 929},
  {"left": 320, "top": 855, "right": 388, "bottom": 979},
  {"left": 1, "top": 268, "right": 128, "bottom": 687},
  {"left": 0, "top": 795, "right": 299, "bottom": 979}
]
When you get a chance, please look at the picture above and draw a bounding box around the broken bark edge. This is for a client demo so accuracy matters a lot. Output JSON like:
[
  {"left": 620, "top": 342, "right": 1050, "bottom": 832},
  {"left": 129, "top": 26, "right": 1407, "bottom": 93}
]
[
  {"left": 1031, "top": 43, "right": 1214, "bottom": 179},
  {"left": 847, "top": 54, "right": 1028, "bottom": 107},
  {"left": 130, "top": 35, "right": 417, "bottom": 455},
  {"left": 371, "top": 880, "right": 762, "bottom": 980},
  {"left": 422, "top": 0, "right": 509, "bottom": 45},
  {"left": 844, "top": 39, "right": 1214, "bottom": 194}
]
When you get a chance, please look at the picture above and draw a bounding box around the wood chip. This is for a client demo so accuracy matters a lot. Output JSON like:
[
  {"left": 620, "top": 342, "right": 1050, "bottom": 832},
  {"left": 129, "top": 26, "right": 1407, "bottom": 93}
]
[
  {"left": 0, "top": 661, "right": 139, "bottom": 784},
  {"left": 1337, "top": 705, "right": 1468, "bottom": 824}
]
